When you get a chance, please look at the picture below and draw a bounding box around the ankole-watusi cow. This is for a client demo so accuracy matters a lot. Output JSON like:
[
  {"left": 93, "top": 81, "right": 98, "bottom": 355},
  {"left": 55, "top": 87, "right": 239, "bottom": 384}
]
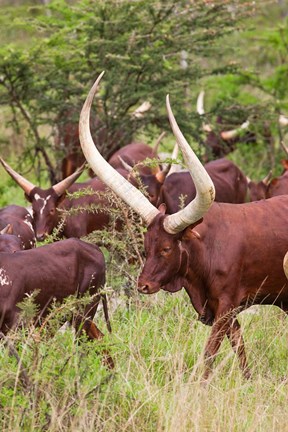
[
  {"left": 79, "top": 72, "right": 288, "bottom": 380},
  {"left": 0, "top": 205, "right": 36, "bottom": 249},
  {"left": 0, "top": 237, "right": 113, "bottom": 367},
  {"left": 159, "top": 158, "right": 248, "bottom": 213}
]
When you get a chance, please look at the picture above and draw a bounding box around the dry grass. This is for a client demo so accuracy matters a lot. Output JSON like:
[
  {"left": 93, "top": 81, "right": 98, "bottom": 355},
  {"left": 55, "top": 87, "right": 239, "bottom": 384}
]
[{"left": 0, "top": 292, "right": 287, "bottom": 432}]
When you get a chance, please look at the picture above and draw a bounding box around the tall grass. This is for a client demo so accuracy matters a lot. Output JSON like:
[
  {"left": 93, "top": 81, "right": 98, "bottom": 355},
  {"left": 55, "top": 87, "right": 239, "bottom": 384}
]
[{"left": 1, "top": 292, "right": 287, "bottom": 431}]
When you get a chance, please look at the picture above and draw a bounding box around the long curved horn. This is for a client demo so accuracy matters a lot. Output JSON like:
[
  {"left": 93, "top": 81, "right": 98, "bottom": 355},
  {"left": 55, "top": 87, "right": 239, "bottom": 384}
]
[
  {"left": 79, "top": 72, "right": 159, "bottom": 225},
  {"left": 0, "top": 157, "right": 36, "bottom": 195},
  {"left": 220, "top": 120, "right": 250, "bottom": 141},
  {"left": 53, "top": 163, "right": 86, "bottom": 196},
  {"left": 164, "top": 95, "right": 215, "bottom": 234},
  {"left": 196, "top": 91, "right": 213, "bottom": 133},
  {"left": 284, "top": 251, "right": 288, "bottom": 279}
]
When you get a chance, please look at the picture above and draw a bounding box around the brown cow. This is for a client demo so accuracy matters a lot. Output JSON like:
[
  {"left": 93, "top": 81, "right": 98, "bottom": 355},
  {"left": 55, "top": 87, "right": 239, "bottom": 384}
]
[
  {"left": 160, "top": 158, "right": 248, "bottom": 213},
  {"left": 0, "top": 205, "right": 36, "bottom": 249},
  {"left": 79, "top": 72, "right": 288, "bottom": 380},
  {"left": 0, "top": 237, "right": 113, "bottom": 366}
]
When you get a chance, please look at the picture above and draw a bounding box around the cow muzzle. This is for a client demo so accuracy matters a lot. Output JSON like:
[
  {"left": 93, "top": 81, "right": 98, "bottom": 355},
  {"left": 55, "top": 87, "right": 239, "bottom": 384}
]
[
  {"left": 36, "top": 232, "right": 47, "bottom": 242},
  {"left": 137, "top": 280, "right": 161, "bottom": 295}
]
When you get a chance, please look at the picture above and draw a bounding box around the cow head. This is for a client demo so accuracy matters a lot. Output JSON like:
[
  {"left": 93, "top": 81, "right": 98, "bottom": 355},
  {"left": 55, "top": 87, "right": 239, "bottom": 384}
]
[
  {"left": 247, "top": 171, "right": 272, "bottom": 201},
  {"left": 138, "top": 207, "right": 199, "bottom": 294},
  {"left": 0, "top": 158, "right": 85, "bottom": 241},
  {"left": 79, "top": 72, "right": 215, "bottom": 294}
]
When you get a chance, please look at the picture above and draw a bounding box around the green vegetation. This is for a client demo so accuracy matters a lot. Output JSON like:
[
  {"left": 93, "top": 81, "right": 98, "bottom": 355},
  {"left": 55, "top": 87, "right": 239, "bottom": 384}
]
[
  {"left": 1, "top": 294, "right": 287, "bottom": 431},
  {"left": 0, "top": 1, "right": 288, "bottom": 431}
]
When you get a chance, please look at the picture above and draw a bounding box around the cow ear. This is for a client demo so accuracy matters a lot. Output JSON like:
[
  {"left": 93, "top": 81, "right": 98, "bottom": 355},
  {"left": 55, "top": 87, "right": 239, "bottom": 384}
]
[
  {"left": 158, "top": 203, "right": 167, "bottom": 214},
  {"left": 182, "top": 219, "right": 203, "bottom": 241},
  {"left": 281, "top": 159, "right": 288, "bottom": 171},
  {"left": 270, "top": 178, "right": 278, "bottom": 186},
  {"left": 25, "top": 193, "right": 33, "bottom": 203}
]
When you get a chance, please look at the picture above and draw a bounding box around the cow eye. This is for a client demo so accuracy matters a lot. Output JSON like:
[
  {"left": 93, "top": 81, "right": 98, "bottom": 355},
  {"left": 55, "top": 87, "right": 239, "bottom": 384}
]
[
  {"left": 50, "top": 208, "right": 56, "bottom": 215},
  {"left": 162, "top": 247, "right": 171, "bottom": 253}
]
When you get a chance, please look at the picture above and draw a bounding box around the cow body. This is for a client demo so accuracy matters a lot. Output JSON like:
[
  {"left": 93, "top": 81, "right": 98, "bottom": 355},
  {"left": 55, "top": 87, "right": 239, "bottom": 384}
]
[
  {"left": 0, "top": 205, "right": 36, "bottom": 249},
  {"left": 160, "top": 158, "right": 247, "bottom": 213},
  {"left": 138, "top": 197, "right": 288, "bottom": 378},
  {"left": 108, "top": 142, "right": 158, "bottom": 175},
  {"left": 0, "top": 238, "right": 107, "bottom": 337}
]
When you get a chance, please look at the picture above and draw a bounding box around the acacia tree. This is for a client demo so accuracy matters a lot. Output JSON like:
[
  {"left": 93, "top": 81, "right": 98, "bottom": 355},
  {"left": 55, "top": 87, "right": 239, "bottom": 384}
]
[{"left": 0, "top": 0, "right": 255, "bottom": 184}]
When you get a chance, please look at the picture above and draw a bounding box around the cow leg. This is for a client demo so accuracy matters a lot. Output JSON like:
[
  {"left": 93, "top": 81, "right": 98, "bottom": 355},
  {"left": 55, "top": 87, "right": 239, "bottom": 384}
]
[
  {"left": 73, "top": 298, "right": 115, "bottom": 370},
  {"left": 101, "top": 293, "right": 112, "bottom": 333},
  {"left": 202, "top": 312, "right": 232, "bottom": 380},
  {"left": 226, "top": 318, "right": 251, "bottom": 379},
  {"left": 81, "top": 319, "right": 115, "bottom": 370}
]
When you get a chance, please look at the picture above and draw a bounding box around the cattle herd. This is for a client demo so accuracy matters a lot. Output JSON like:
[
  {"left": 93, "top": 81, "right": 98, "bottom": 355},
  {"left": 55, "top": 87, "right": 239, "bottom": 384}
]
[{"left": 0, "top": 71, "right": 287, "bottom": 380}]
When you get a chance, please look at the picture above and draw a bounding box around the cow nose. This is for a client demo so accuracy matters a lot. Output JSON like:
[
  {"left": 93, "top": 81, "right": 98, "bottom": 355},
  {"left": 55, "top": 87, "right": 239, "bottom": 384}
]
[
  {"left": 138, "top": 284, "right": 150, "bottom": 294},
  {"left": 36, "top": 233, "right": 46, "bottom": 242}
]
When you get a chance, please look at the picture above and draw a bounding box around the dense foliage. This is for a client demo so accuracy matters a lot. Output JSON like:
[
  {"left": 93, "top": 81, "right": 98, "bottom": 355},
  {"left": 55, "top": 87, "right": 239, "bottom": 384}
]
[{"left": 0, "top": 0, "right": 257, "bottom": 183}]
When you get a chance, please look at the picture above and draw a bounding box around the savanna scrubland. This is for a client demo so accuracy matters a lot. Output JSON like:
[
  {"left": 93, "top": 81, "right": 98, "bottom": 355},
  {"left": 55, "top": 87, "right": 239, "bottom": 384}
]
[{"left": 0, "top": 1, "right": 288, "bottom": 431}]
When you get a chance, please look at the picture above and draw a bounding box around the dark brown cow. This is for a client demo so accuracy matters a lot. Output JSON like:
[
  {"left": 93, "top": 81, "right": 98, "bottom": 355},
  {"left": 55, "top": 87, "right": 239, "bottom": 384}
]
[
  {"left": 0, "top": 160, "right": 88, "bottom": 241},
  {"left": 0, "top": 237, "right": 113, "bottom": 365},
  {"left": 160, "top": 158, "right": 248, "bottom": 213},
  {"left": 0, "top": 205, "right": 36, "bottom": 249},
  {"left": 79, "top": 72, "right": 288, "bottom": 380}
]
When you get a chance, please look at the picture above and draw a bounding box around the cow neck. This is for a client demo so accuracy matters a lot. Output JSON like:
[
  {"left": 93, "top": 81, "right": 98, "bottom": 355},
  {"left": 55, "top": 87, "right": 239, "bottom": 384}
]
[{"left": 179, "top": 223, "right": 212, "bottom": 323}]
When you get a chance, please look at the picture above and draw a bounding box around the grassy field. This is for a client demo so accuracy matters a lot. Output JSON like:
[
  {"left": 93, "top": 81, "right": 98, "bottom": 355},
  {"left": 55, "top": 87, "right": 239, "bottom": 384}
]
[
  {"left": 0, "top": 291, "right": 287, "bottom": 431},
  {"left": 0, "top": 2, "right": 288, "bottom": 430}
]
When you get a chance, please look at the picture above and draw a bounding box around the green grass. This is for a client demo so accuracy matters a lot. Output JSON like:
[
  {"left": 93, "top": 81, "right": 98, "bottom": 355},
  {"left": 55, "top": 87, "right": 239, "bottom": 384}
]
[{"left": 1, "top": 292, "right": 287, "bottom": 431}]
